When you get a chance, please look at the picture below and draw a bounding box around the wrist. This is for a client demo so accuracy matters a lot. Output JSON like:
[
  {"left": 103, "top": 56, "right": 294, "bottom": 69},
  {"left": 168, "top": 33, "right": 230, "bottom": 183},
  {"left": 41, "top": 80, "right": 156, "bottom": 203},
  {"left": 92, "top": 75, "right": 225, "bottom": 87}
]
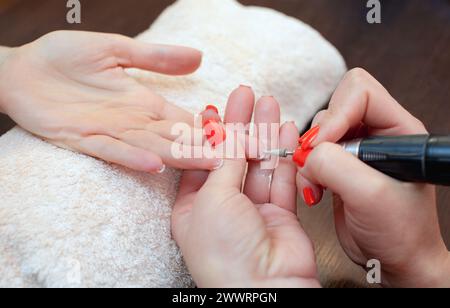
[
  {"left": 383, "top": 249, "right": 450, "bottom": 288},
  {"left": 414, "top": 250, "right": 450, "bottom": 288}
]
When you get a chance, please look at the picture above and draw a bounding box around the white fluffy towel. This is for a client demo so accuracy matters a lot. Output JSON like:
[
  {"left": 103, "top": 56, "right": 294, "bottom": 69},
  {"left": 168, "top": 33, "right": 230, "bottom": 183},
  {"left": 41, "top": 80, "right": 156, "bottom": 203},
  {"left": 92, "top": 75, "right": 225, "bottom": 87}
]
[{"left": 0, "top": 0, "right": 346, "bottom": 287}]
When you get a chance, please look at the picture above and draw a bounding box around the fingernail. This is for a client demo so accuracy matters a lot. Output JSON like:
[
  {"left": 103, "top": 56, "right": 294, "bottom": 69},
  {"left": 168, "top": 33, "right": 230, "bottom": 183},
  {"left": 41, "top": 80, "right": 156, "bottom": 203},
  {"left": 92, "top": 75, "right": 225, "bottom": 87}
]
[
  {"left": 298, "top": 126, "right": 320, "bottom": 149},
  {"left": 156, "top": 164, "right": 166, "bottom": 174},
  {"left": 257, "top": 152, "right": 270, "bottom": 161},
  {"left": 212, "top": 159, "right": 224, "bottom": 170},
  {"left": 205, "top": 105, "right": 219, "bottom": 114},
  {"left": 303, "top": 187, "right": 316, "bottom": 207},
  {"left": 239, "top": 84, "right": 252, "bottom": 89},
  {"left": 204, "top": 119, "right": 226, "bottom": 147},
  {"left": 293, "top": 147, "right": 312, "bottom": 168}
]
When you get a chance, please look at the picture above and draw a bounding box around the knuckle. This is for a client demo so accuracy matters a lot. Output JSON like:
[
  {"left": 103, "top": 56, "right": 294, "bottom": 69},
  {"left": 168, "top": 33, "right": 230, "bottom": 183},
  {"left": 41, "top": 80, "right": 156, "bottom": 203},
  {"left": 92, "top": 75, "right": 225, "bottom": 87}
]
[
  {"left": 312, "top": 110, "right": 329, "bottom": 125},
  {"left": 346, "top": 67, "right": 370, "bottom": 82},
  {"left": 413, "top": 118, "right": 428, "bottom": 133},
  {"left": 341, "top": 68, "right": 373, "bottom": 101},
  {"left": 44, "top": 30, "right": 66, "bottom": 39},
  {"left": 343, "top": 68, "right": 373, "bottom": 93},
  {"left": 309, "top": 142, "right": 337, "bottom": 173}
]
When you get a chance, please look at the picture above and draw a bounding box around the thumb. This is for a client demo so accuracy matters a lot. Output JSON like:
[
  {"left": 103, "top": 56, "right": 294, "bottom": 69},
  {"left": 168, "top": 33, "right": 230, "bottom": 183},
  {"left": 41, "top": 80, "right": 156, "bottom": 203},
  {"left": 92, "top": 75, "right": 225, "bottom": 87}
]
[
  {"left": 298, "top": 142, "right": 400, "bottom": 212},
  {"left": 112, "top": 35, "right": 202, "bottom": 75}
]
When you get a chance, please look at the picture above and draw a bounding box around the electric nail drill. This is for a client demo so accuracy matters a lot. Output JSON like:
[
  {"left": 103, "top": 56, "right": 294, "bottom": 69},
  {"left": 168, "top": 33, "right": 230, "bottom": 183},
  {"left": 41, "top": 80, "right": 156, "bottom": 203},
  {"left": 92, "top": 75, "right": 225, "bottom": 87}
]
[{"left": 266, "top": 135, "right": 450, "bottom": 186}]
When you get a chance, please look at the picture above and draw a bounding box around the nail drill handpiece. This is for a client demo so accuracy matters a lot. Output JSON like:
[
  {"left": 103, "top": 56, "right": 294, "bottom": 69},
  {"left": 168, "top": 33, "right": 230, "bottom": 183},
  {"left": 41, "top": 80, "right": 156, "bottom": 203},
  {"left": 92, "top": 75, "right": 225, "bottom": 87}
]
[{"left": 265, "top": 135, "right": 450, "bottom": 186}]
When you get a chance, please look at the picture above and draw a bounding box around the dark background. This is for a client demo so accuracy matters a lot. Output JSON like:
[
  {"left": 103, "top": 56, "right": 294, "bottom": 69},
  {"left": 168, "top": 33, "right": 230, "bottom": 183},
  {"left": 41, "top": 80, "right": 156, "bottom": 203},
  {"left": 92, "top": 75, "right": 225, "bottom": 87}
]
[{"left": 0, "top": 0, "right": 449, "bottom": 287}]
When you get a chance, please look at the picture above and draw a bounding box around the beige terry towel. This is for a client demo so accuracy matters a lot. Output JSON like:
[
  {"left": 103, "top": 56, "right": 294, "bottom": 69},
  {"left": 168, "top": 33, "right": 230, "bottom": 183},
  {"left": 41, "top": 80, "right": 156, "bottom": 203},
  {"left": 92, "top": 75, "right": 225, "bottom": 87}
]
[{"left": 0, "top": 0, "right": 346, "bottom": 287}]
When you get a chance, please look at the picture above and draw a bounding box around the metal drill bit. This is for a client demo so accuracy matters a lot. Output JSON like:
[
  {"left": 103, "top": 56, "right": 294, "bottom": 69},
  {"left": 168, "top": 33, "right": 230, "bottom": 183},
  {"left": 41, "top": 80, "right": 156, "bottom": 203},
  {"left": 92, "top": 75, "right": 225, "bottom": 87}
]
[{"left": 263, "top": 149, "right": 295, "bottom": 158}]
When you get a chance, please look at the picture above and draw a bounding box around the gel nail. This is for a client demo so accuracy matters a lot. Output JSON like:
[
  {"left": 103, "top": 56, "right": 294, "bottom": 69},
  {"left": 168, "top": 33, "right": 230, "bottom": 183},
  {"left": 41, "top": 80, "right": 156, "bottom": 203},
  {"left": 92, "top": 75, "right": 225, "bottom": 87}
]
[
  {"left": 201, "top": 108, "right": 222, "bottom": 128},
  {"left": 303, "top": 187, "right": 316, "bottom": 207},
  {"left": 204, "top": 119, "right": 226, "bottom": 147},
  {"left": 293, "top": 147, "right": 312, "bottom": 168},
  {"left": 205, "top": 105, "right": 219, "bottom": 114},
  {"left": 299, "top": 125, "right": 320, "bottom": 150}
]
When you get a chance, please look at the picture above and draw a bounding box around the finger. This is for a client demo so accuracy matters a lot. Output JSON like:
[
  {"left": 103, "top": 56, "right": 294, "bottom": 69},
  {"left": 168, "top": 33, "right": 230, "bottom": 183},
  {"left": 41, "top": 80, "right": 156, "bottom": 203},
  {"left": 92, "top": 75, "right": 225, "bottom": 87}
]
[
  {"left": 244, "top": 96, "right": 280, "bottom": 204},
  {"left": 311, "top": 109, "right": 327, "bottom": 128},
  {"left": 161, "top": 101, "right": 197, "bottom": 125},
  {"left": 218, "top": 86, "right": 264, "bottom": 160},
  {"left": 120, "top": 130, "right": 222, "bottom": 170},
  {"left": 75, "top": 135, "right": 164, "bottom": 173},
  {"left": 200, "top": 109, "right": 222, "bottom": 126},
  {"left": 331, "top": 195, "right": 366, "bottom": 266},
  {"left": 311, "top": 68, "right": 427, "bottom": 147},
  {"left": 204, "top": 86, "right": 256, "bottom": 190},
  {"left": 145, "top": 120, "right": 206, "bottom": 145},
  {"left": 172, "top": 170, "right": 209, "bottom": 245},
  {"left": 199, "top": 107, "right": 224, "bottom": 147},
  {"left": 312, "top": 110, "right": 369, "bottom": 141},
  {"left": 296, "top": 174, "right": 324, "bottom": 208},
  {"left": 224, "top": 85, "right": 255, "bottom": 124},
  {"left": 112, "top": 35, "right": 202, "bottom": 75},
  {"left": 177, "top": 170, "right": 210, "bottom": 201},
  {"left": 223, "top": 86, "right": 261, "bottom": 159},
  {"left": 270, "top": 122, "right": 300, "bottom": 213},
  {"left": 298, "top": 141, "right": 400, "bottom": 212}
]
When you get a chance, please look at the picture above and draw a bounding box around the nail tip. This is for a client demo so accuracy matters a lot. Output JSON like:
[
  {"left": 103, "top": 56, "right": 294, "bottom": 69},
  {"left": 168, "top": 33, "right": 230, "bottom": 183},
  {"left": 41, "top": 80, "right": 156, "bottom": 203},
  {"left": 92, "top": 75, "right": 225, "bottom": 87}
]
[
  {"left": 293, "top": 147, "right": 311, "bottom": 168},
  {"left": 239, "top": 84, "right": 252, "bottom": 89},
  {"left": 205, "top": 105, "right": 219, "bottom": 114},
  {"left": 299, "top": 125, "right": 320, "bottom": 144},
  {"left": 212, "top": 160, "right": 224, "bottom": 170},
  {"left": 303, "top": 187, "right": 316, "bottom": 207},
  {"left": 156, "top": 165, "right": 166, "bottom": 174},
  {"left": 261, "top": 95, "right": 275, "bottom": 99}
]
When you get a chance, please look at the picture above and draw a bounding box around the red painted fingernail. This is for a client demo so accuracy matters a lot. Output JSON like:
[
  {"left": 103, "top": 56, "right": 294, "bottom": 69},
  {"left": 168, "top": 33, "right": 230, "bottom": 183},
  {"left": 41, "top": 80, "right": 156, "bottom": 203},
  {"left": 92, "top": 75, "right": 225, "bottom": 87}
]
[
  {"left": 201, "top": 113, "right": 222, "bottom": 128},
  {"left": 205, "top": 105, "right": 219, "bottom": 114},
  {"left": 293, "top": 147, "right": 312, "bottom": 168},
  {"left": 298, "top": 125, "right": 320, "bottom": 149},
  {"left": 301, "top": 126, "right": 320, "bottom": 150},
  {"left": 303, "top": 187, "right": 316, "bottom": 207},
  {"left": 204, "top": 119, "right": 226, "bottom": 147}
]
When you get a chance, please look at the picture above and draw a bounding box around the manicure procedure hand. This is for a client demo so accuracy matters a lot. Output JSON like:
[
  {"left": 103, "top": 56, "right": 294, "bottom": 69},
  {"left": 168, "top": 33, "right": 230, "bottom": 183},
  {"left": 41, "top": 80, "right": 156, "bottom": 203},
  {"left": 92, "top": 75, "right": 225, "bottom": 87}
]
[
  {"left": 295, "top": 68, "right": 450, "bottom": 287},
  {"left": 0, "top": 31, "right": 221, "bottom": 173},
  {"left": 172, "top": 86, "right": 320, "bottom": 288}
]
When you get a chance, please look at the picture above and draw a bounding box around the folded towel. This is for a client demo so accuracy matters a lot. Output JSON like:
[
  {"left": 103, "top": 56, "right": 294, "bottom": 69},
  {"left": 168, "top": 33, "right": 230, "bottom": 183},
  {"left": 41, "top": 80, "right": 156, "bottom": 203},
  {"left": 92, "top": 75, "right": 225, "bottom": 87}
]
[{"left": 0, "top": 0, "right": 346, "bottom": 287}]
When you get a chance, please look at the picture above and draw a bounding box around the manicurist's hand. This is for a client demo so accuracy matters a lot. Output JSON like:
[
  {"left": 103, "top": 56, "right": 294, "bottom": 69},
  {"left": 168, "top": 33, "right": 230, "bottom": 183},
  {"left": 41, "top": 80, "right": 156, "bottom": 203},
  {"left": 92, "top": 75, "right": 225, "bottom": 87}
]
[
  {"left": 0, "top": 31, "right": 222, "bottom": 173},
  {"left": 295, "top": 68, "right": 450, "bottom": 287},
  {"left": 172, "top": 86, "right": 320, "bottom": 288}
]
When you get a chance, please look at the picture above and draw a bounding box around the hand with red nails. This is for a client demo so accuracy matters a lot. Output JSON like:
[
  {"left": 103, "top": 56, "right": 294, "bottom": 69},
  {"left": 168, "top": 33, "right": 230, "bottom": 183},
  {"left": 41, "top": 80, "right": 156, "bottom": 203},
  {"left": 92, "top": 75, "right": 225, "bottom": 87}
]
[
  {"left": 172, "top": 86, "right": 320, "bottom": 288},
  {"left": 0, "top": 31, "right": 223, "bottom": 173},
  {"left": 296, "top": 68, "right": 450, "bottom": 287}
]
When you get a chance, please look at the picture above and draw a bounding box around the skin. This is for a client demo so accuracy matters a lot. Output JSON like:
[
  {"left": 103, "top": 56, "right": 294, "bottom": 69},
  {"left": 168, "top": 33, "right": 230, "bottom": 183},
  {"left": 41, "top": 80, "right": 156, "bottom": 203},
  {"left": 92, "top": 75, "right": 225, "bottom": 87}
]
[
  {"left": 296, "top": 68, "right": 450, "bottom": 287},
  {"left": 0, "top": 31, "right": 447, "bottom": 287},
  {"left": 0, "top": 31, "right": 222, "bottom": 173},
  {"left": 173, "top": 70, "right": 449, "bottom": 288},
  {"left": 172, "top": 86, "right": 320, "bottom": 288}
]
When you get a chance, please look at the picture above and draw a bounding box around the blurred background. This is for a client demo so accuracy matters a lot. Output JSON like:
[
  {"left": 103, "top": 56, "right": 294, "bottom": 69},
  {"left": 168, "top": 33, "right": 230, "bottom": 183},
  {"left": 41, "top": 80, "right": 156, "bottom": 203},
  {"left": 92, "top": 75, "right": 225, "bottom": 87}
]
[{"left": 0, "top": 0, "right": 449, "bottom": 287}]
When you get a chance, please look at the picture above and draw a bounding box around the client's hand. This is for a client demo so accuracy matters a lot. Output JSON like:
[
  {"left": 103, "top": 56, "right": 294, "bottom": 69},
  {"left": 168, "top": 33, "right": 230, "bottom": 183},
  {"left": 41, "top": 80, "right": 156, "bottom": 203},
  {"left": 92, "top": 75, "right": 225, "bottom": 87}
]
[
  {"left": 172, "top": 86, "right": 320, "bottom": 288},
  {"left": 0, "top": 31, "right": 221, "bottom": 173},
  {"left": 296, "top": 68, "right": 450, "bottom": 287}
]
